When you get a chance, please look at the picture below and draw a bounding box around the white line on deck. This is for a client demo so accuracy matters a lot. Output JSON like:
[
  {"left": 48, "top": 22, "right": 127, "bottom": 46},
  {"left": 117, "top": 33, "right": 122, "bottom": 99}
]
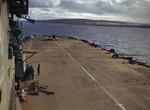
[{"left": 55, "top": 41, "right": 126, "bottom": 110}]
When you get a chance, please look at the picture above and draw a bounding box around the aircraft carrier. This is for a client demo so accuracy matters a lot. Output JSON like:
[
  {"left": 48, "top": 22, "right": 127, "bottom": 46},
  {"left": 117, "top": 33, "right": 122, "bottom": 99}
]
[
  {"left": 0, "top": 0, "right": 150, "bottom": 110},
  {"left": 22, "top": 36, "right": 150, "bottom": 110}
]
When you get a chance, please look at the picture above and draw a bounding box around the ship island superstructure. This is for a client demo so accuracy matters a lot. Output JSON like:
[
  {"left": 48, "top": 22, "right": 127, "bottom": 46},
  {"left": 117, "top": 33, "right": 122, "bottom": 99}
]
[{"left": 0, "top": 0, "right": 28, "bottom": 110}]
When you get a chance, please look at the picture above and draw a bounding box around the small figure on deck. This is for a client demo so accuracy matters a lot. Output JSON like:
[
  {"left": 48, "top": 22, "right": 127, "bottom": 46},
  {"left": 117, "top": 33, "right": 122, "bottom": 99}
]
[
  {"left": 20, "top": 87, "right": 27, "bottom": 101},
  {"left": 15, "top": 80, "right": 21, "bottom": 91},
  {"left": 25, "top": 64, "right": 30, "bottom": 80},
  {"left": 37, "top": 64, "right": 40, "bottom": 76},
  {"left": 29, "top": 65, "right": 34, "bottom": 79},
  {"left": 52, "top": 34, "right": 56, "bottom": 40}
]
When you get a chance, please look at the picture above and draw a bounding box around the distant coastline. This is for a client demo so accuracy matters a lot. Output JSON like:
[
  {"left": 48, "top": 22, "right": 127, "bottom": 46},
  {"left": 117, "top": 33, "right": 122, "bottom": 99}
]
[{"left": 33, "top": 19, "right": 150, "bottom": 28}]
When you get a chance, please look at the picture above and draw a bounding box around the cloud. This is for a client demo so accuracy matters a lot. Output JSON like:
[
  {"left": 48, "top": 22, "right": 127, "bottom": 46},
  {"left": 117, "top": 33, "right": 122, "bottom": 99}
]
[
  {"left": 29, "top": 0, "right": 150, "bottom": 23},
  {"left": 58, "top": 0, "right": 104, "bottom": 14},
  {"left": 29, "top": 0, "right": 61, "bottom": 7}
]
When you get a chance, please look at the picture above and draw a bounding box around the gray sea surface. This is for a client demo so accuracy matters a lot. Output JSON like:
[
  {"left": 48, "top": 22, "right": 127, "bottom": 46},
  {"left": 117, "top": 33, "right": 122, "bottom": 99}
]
[{"left": 22, "top": 22, "right": 150, "bottom": 66}]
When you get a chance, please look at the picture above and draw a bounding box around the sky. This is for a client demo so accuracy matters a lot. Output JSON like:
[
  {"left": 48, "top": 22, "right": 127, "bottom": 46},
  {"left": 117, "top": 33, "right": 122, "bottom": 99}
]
[{"left": 29, "top": 0, "right": 150, "bottom": 23}]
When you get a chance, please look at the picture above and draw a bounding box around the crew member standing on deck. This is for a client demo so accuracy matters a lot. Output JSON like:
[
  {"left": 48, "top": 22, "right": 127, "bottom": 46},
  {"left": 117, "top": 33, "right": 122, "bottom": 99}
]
[
  {"left": 52, "top": 34, "right": 56, "bottom": 40},
  {"left": 25, "top": 64, "right": 30, "bottom": 80},
  {"left": 30, "top": 65, "right": 34, "bottom": 79},
  {"left": 37, "top": 64, "right": 40, "bottom": 76}
]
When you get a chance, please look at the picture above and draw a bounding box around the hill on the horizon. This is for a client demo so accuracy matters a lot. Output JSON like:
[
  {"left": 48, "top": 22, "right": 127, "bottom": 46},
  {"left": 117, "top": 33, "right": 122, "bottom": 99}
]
[{"left": 27, "top": 19, "right": 150, "bottom": 28}]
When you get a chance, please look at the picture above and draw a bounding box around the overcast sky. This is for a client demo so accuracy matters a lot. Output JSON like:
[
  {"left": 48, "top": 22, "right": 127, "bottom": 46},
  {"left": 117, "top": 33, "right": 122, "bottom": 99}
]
[{"left": 29, "top": 0, "right": 150, "bottom": 23}]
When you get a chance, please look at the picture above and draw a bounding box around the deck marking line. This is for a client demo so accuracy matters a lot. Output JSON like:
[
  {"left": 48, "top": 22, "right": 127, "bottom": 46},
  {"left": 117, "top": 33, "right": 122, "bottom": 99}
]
[{"left": 55, "top": 41, "right": 126, "bottom": 110}]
